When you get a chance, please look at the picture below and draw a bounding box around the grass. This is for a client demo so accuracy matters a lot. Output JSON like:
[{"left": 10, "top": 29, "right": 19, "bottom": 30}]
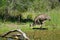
[
  {"left": 0, "top": 8, "right": 60, "bottom": 40},
  {"left": 0, "top": 22, "right": 60, "bottom": 40}
]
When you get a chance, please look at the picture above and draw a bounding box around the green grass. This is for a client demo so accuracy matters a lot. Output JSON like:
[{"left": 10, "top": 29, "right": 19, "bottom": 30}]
[
  {"left": 0, "top": 22, "right": 60, "bottom": 40},
  {"left": 0, "top": 8, "right": 60, "bottom": 40}
]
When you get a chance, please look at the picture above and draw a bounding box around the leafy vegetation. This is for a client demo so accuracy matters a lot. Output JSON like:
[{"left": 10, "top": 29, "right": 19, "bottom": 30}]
[
  {"left": 0, "top": 0, "right": 60, "bottom": 40},
  {"left": 0, "top": 0, "right": 60, "bottom": 22}
]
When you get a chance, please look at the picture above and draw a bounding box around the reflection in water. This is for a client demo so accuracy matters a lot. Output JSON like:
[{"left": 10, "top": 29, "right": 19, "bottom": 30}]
[
  {"left": 0, "top": 37, "right": 6, "bottom": 40},
  {"left": 0, "top": 37, "right": 16, "bottom": 40},
  {"left": 7, "top": 38, "right": 14, "bottom": 40}
]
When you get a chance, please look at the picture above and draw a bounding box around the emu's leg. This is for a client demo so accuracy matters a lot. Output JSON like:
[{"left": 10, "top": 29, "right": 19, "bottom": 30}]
[
  {"left": 42, "top": 21, "right": 46, "bottom": 24},
  {"left": 40, "top": 22, "right": 43, "bottom": 28},
  {"left": 35, "top": 19, "right": 42, "bottom": 28},
  {"left": 37, "top": 19, "right": 40, "bottom": 24},
  {"left": 40, "top": 24, "right": 42, "bottom": 28},
  {"left": 42, "top": 21, "right": 46, "bottom": 26}
]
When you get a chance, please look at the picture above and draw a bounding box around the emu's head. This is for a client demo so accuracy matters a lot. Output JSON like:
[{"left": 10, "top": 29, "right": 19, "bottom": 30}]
[{"left": 46, "top": 15, "right": 51, "bottom": 21}]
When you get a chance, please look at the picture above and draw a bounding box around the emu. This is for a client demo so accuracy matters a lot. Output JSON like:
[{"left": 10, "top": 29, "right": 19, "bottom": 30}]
[{"left": 30, "top": 14, "right": 51, "bottom": 28}]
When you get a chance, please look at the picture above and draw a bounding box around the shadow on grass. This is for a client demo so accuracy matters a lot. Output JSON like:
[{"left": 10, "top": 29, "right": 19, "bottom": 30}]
[{"left": 32, "top": 28, "right": 48, "bottom": 30}]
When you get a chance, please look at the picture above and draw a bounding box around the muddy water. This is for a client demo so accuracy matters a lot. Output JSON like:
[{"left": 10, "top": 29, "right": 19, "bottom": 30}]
[{"left": 25, "top": 30, "right": 60, "bottom": 40}]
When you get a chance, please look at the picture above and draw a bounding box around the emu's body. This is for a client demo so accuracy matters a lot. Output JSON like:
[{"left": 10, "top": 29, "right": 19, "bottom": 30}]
[{"left": 30, "top": 14, "right": 51, "bottom": 28}]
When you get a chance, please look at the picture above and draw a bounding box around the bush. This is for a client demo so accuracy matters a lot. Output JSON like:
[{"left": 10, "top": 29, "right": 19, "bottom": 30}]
[{"left": 27, "top": 14, "right": 33, "bottom": 20}]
